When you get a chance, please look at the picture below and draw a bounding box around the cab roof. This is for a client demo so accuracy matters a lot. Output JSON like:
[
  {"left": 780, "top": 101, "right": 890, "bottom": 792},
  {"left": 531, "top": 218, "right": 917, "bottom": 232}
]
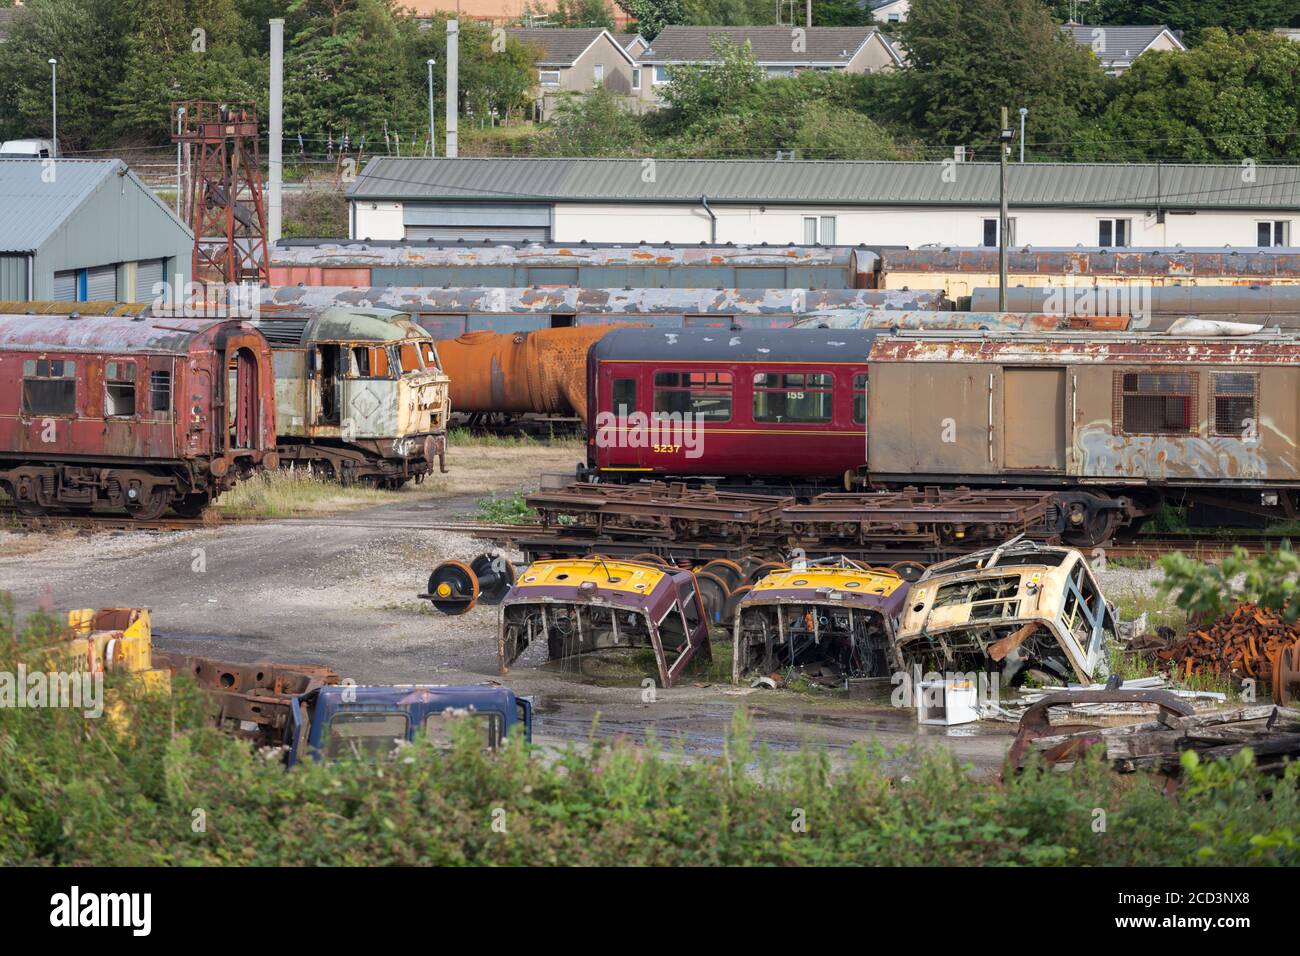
[{"left": 744, "top": 566, "right": 910, "bottom": 613}]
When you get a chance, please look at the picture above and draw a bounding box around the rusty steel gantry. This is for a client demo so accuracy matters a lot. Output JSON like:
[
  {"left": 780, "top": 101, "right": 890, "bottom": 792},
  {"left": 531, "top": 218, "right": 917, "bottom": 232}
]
[{"left": 171, "top": 101, "right": 269, "bottom": 287}]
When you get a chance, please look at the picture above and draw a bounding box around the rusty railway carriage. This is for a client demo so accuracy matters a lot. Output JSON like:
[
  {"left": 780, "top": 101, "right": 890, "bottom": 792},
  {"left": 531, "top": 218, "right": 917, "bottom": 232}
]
[
  {"left": 865, "top": 330, "right": 1300, "bottom": 542},
  {"left": 253, "top": 306, "right": 450, "bottom": 487},
  {"left": 585, "top": 328, "right": 876, "bottom": 489},
  {"left": 0, "top": 313, "right": 277, "bottom": 518}
]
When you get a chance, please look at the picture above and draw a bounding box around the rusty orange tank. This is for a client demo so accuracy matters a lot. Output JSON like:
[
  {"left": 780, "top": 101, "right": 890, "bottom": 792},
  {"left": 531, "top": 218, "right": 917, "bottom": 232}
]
[{"left": 436, "top": 325, "right": 636, "bottom": 420}]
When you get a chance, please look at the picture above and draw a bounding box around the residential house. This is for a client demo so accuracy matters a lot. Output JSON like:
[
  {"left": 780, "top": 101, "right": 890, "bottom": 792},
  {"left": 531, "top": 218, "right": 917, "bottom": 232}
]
[
  {"left": 346, "top": 157, "right": 1300, "bottom": 250},
  {"left": 405, "top": 0, "right": 634, "bottom": 28},
  {"left": 1063, "top": 23, "right": 1185, "bottom": 75},
  {"left": 869, "top": 0, "right": 908, "bottom": 24},
  {"left": 634, "top": 26, "right": 903, "bottom": 109},
  {"left": 508, "top": 28, "right": 639, "bottom": 120},
  {"left": 612, "top": 32, "right": 649, "bottom": 58}
]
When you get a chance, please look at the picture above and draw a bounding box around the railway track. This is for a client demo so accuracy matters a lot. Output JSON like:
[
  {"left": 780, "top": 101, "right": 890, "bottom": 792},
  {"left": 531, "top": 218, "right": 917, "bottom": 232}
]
[{"left": 0, "top": 503, "right": 254, "bottom": 533}]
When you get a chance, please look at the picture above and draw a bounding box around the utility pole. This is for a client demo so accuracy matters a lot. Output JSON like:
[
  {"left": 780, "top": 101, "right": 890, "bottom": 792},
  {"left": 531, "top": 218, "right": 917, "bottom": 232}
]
[
  {"left": 806, "top": 0, "right": 811, "bottom": 28},
  {"left": 999, "top": 106, "right": 1013, "bottom": 311},
  {"left": 175, "top": 105, "right": 186, "bottom": 216},
  {"left": 1018, "top": 107, "right": 1028, "bottom": 164},
  {"left": 48, "top": 59, "right": 57, "bottom": 154},
  {"left": 268, "top": 18, "right": 284, "bottom": 243},
  {"left": 427, "top": 58, "right": 437, "bottom": 157},
  {"left": 445, "top": 20, "right": 459, "bottom": 158}
]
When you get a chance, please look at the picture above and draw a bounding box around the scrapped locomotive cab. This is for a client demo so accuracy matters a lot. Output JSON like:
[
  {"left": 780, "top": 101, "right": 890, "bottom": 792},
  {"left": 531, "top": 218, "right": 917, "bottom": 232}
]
[
  {"left": 257, "top": 307, "right": 450, "bottom": 486},
  {"left": 499, "top": 558, "right": 711, "bottom": 688},
  {"left": 733, "top": 563, "right": 909, "bottom": 686},
  {"left": 897, "top": 540, "right": 1115, "bottom": 685}
]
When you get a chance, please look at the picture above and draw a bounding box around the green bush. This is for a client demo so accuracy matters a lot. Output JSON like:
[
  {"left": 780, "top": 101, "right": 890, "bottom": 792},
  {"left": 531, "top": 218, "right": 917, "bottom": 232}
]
[{"left": 2, "top": 597, "right": 1297, "bottom": 866}]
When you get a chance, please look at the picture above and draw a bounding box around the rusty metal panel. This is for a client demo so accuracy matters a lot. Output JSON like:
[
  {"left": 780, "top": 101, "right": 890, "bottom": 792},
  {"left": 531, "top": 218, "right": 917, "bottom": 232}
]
[
  {"left": 1004, "top": 369, "right": 1066, "bottom": 471},
  {"left": 866, "top": 360, "right": 998, "bottom": 474}
]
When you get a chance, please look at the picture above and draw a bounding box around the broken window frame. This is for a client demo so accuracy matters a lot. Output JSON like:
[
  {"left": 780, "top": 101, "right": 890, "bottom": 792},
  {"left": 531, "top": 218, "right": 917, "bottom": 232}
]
[
  {"left": 1210, "top": 371, "right": 1259, "bottom": 439},
  {"left": 422, "top": 709, "right": 503, "bottom": 751},
  {"left": 150, "top": 369, "right": 171, "bottom": 414},
  {"left": 104, "top": 360, "right": 137, "bottom": 418},
  {"left": 321, "top": 711, "right": 410, "bottom": 761},
  {"left": 1114, "top": 369, "right": 1198, "bottom": 436}
]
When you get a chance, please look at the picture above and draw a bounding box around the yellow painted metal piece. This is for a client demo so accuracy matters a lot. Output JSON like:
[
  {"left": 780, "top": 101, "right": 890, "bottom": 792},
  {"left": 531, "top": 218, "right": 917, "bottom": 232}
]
[
  {"left": 61, "top": 608, "right": 170, "bottom": 691},
  {"left": 436, "top": 582, "right": 453, "bottom": 597},
  {"left": 516, "top": 558, "right": 667, "bottom": 594},
  {"left": 753, "top": 567, "right": 905, "bottom": 597}
]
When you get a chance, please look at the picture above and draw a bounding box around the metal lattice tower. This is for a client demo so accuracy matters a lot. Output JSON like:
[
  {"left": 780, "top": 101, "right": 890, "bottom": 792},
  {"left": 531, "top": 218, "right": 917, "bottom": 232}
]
[{"left": 171, "top": 101, "right": 269, "bottom": 287}]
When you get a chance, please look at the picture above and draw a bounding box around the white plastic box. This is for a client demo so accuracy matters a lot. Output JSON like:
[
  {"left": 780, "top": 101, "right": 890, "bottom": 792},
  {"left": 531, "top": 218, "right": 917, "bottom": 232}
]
[{"left": 916, "top": 678, "right": 980, "bottom": 726}]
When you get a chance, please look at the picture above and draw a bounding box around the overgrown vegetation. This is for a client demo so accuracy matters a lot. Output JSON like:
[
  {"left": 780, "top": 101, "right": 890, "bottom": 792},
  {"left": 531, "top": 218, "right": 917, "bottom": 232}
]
[
  {"left": 1158, "top": 546, "right": 1300, "bottom": 624},
  {"left": 214, "top": 469, "right": 401, "bottom": 517},
  {"left": 1, "top": 597, "right": 1297, "bottom": 866},
  {"left": 474, "top": 492, "right": 538, "bottom": 524}
]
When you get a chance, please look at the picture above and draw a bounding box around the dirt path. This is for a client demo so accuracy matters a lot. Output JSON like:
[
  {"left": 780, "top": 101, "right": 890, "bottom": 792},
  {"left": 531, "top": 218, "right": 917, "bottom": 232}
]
[{"left": 0, "top": 447, "right": 1018, "bottom": 772}]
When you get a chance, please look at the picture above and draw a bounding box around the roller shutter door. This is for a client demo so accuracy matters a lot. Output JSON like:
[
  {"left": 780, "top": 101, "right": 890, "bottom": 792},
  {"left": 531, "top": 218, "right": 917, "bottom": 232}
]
[
  {"left": 86, "top": 264, "right": 117, "bottom": 300},
  {"left": 402, "top": 202, "right": 551, "bottom": 243},
  {"left": 53, "top": 270, "right": 78, "bottom": 301},
  {"left": 136, "top": 258, "right": 165, "bottom": 299}
]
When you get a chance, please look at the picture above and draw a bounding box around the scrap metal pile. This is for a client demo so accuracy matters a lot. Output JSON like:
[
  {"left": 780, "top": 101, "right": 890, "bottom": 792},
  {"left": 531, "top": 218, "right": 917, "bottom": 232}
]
[
  {"left": 1009, "top": 690, "right": 1300, "bottom": 776},
  {"left": 1144, "top": 604, "right": 1300, "bottom": 706},
  {"left": 519, "top": 481, "right": 1060, "bottom": 564}
]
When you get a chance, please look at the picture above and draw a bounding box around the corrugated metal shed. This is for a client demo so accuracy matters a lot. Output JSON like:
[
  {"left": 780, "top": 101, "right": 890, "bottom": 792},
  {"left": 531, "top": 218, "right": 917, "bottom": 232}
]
[
  {"left": 347, "top": 157, "right": 1300, "bottom": 210},
  {"left": 0, "top": 160, "right": 126, "bottom": 253}
]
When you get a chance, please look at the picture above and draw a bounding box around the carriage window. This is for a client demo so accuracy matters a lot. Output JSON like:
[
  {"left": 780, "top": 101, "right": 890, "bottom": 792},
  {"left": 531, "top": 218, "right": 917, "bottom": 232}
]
[
  {"left": 653, "top": 371, "right": 732, "bottom": 421},
  {"left": 150, "top": 370, "right": 171, "bottom": 413},
  {"left": 753, "top": 372, "right": 833, "bottom": 423},
  {"left": 612, "top": 378, "right": 637, "bottom": 416},
  {"left": 104, "top": 361, "right": 136, "bottom": 417},
  {"left": 1118, "top": 371, "right": 1196, "bottom": 434},
  {"left": 1212, "top": 373, "right": 1258, "bottom": 438},
  {"left": 852, "top": 373, "right": 867, "bottom": 425},
  {"left": 21, "top": 358, "right": 76, "bottom": 415},
  {"left": 351, "top": 346, "right": 391, "bottom": 377}
]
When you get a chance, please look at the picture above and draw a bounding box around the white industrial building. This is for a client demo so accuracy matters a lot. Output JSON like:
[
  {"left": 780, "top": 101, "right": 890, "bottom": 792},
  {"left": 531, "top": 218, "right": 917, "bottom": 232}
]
[{"left": 346, "top": 157, "right": 1300, "bottom": 250}]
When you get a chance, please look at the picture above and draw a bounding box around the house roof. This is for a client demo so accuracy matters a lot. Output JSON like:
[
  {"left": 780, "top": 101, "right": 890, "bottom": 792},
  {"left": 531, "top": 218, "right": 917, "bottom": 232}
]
[
  {"left": 611, "top": 32, "right": 645, "bottom": 51},
  {"left": 639, "top": 25, "right": 890, "bottom": 66},
  {"left": 0, "top": 160, "right": 156, "bottom": 253},
  {"left": 506, "top": 27, "right": 632, "bottom": 67},
  {"left": 346, "top": 157, "right": 1300, "bottom": 211},
  {"left": 1063, "top": 23, "right": 1184, "bottom": 69}
]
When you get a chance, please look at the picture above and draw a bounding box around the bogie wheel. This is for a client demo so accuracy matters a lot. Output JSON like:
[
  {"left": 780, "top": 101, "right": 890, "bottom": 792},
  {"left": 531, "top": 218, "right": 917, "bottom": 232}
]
[
  {"left": 747, "top": 562, "right": 786, "bottom": 585},
  {"left": 128, "top": 488, "right": 172, "bottom": 521},
  {"left": 889, "top": 561, "right": 928, "bottom": 583},
  {"left": 723, "top": 585, "right": 752, "bottom": 626},
  {"left": 10, "top": 492, "right": 45, "bottom": 517},
  {"left": 470, "top": 553, "right": 517, "bottom": 605},
  {"left": 422, "top": 560, "right": 480, "bottom": 615},
  {"left": 699, "top": 559, "right": 744, "bottom": 592},
  {"left": 632, "top": 552, "right": 669, "bottom": 567},
  {"left": 171, "top": 493, "right": 211, "bottom": 519},
  {"left": 693, "top": 571, "right": 732, "bottom": 625}
]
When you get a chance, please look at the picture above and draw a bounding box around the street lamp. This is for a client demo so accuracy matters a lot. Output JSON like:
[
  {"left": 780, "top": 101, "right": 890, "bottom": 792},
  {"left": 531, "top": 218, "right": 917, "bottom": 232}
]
[
  {"left": 426, "top": 58, "right": 437, "bottom": 158},
  {"left": 1018, "top": 107, "right": 1028, "bottom": 163},
  {"left": 48, "top": 58, "right": 57, "bottom": 155}
]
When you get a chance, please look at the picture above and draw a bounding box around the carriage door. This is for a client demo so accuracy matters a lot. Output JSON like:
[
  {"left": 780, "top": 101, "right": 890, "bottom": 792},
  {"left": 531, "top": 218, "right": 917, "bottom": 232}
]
[
  {"left": 598, "top": 372, "right": 643, "bottom": 471},
  {"left": 1003, "top": 368, "right": 1066, "bottom": 471},
  {"left": 228, "top": 348, "right": 259, "bottom": 450}
]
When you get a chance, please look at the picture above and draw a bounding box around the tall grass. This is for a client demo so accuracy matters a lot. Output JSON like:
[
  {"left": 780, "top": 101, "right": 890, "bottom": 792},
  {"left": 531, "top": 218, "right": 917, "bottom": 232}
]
[{"left": 214, "top": 470, "right": 400, "bottom": 518}]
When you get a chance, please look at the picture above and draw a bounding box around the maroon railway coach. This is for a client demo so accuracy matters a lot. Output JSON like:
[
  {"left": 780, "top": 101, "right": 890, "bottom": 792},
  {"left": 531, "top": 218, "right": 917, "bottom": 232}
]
[
  {"left": 0, "top": 313, "right": 278, "bottom": 518},
  {"left": 584, "top": 328, "right": 876, "bottom": 489}
]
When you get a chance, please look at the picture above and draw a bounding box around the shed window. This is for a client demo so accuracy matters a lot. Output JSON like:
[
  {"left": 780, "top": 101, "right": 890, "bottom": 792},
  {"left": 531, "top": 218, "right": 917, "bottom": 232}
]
[
  {"left": 653, "top": 370, "right": 732, "bottom": 421},
  {"left": 852, "top": 373, "right": 867, "bottom": 425},
  {"left": 21, "top": 358, "right": 76, "bottom": 415},
  {"left": 1212, "top": 373, "right": 1258, "bottom": 438},
  {"left": 753, "top": 371, "right": 833, "bottom": 423},
  {"left": 105, "top": 361, "right": 136, "bottom": 417},
  {"left": 1117, "top": 371, "right": 1196, "bottom": 435},
  {"left": 150, "top": 370, "right": 171, "bottom": 413}
]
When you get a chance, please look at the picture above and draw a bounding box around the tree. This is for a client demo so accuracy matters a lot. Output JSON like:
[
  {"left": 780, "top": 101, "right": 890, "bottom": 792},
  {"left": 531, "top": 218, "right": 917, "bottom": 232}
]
[
  {"left": 1047, "top": 1, "right": 1300, "bottom": 42},
  {"left": 0, "top": 0, "right": 132, "bottom": 149},
  {"left": 613, "top": 0, "right": 686, "bottom": 39},
  {"left": 892, "top": 0, "right": 1108, "bottom": 159},
  {"left": 113, "top": 0, "right": 263, "bottom": 142},
  {"left": 545, "top": 84, "right": 650, "bottom": 155},
  {"left": 526, "top": 0, "right": 616, "bottom": 29},
  {"left": 1083, "top": 29, "right": 1300, "bottom": 162},
  {"left": 658, "top": 34, "right": 764, "bottom": 124},
  {"left": 682, "top": 0, "right": 773, "bottom": 26}
]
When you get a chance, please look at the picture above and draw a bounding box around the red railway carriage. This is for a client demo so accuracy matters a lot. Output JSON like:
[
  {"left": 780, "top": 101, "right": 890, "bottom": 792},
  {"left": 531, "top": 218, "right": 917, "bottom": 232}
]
[
  {"left": 585, "top": 329, "right": 876, "bottom": 486},
  {"left": 0, "top": 313, "right": 278, "bottom": 518}
]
